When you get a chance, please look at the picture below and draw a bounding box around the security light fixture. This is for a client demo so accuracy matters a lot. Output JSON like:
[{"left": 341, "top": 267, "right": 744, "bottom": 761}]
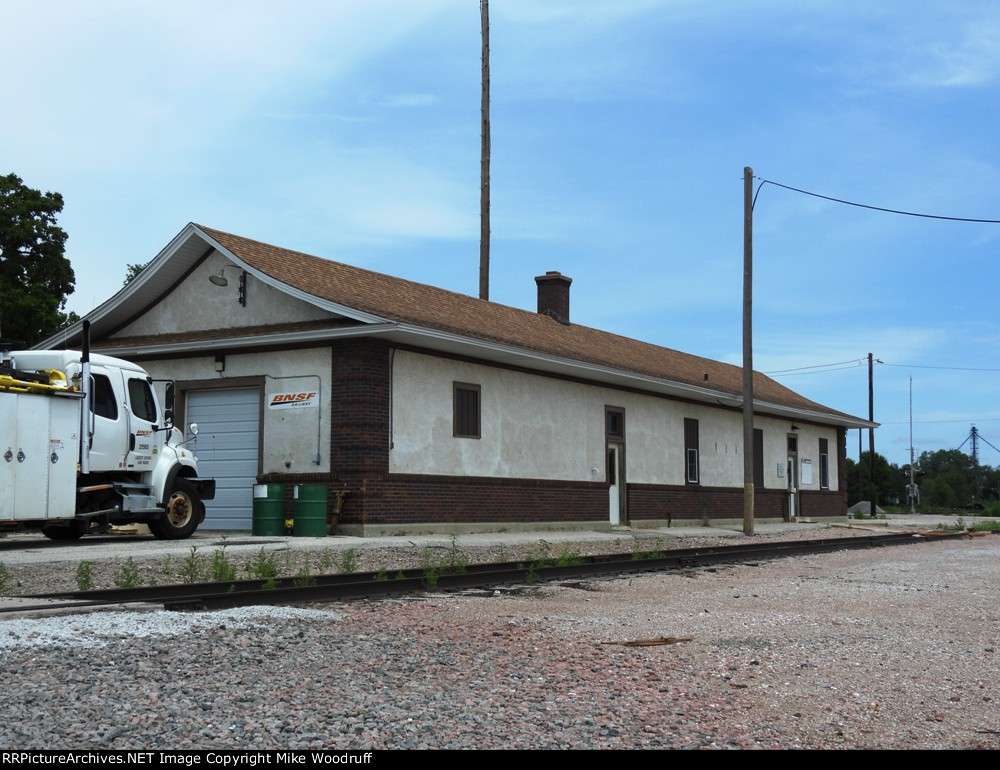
[{"left": 209, "top": 270, "right": 228, "bottom": 287}]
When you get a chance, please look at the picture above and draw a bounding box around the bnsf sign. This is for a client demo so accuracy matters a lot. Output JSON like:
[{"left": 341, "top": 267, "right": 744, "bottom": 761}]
[{"left": 268, "top": 391, "right": 319, "bottom": 409}]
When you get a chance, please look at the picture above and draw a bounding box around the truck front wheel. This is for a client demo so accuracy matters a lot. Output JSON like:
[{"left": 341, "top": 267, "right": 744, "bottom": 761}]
[{"left": 150, "top": 479, "right": 203, "bottom": 539}]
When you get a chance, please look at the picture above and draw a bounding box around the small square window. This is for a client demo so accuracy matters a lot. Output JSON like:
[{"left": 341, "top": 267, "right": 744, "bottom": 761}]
[
  {"left": 606, "top": 407, "right": 625, "bottom": 441},
  {"left": 453, "top": 383, "right": 481, "bottom": 438}
]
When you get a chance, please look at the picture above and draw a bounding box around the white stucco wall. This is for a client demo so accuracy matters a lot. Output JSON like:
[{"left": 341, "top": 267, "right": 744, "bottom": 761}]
[
  {"left": 114, "top": 250, "right": 331, "bottom": 337},
  {"left": 390, "top": 351, "right": 607, "bottom": 481},
  {"left": 142, "top": 348, "right": 332, "bottom": 474},
  {"left": 388, "top": 350, "right": 840, "bottom": 490}
]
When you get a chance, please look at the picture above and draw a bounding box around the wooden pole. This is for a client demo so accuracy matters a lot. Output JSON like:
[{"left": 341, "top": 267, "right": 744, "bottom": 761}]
[
  {"left": 743, "top": 167, "right": 755, "bottom": 536},
  {"left": 479, "top": 0, "right": 491, "bottom": 301},
  {"left": 868, "top": 352, "right": 876, "bottom": 517}
]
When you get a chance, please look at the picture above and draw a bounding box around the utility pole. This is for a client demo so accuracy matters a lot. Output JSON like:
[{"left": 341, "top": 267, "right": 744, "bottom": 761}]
[
  {"left": 908, "top": 377, "right": 917, "bottom": 514},
  {"left": 868, "top": 352, "right": 876, "bottom": 518},
  {"left": 479, "top": 0, "right": 491, "bottom": 301},
  {"left": 742, "top": 166, "right": 754, "bottom": 536}
]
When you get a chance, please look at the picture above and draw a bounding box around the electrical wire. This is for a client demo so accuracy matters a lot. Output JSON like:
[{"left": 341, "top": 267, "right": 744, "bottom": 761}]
[
  {"left": 764, "top": 358, "right": 864, "bottom": 374},
  {"left": 757, "top": 178, "right": 1000, "bottom": 224},
  {"left": 880, "top": 362, "right": 1000, "bottom": 372}
]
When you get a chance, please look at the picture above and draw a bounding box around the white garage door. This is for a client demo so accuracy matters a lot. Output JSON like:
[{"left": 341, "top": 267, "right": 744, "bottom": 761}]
[{"left": 186, "top": 387, "right": 261, "bottom": 530}]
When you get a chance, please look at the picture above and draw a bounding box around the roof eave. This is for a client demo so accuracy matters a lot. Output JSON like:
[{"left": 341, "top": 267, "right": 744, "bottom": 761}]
[{"left": 390, "top": 324, "right": 872, "bottom": 428}]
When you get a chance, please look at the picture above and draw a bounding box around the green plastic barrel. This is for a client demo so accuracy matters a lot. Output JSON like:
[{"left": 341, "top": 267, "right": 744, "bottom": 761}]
[
  {"left": 252, "top": 484, "right": 286, "bottom": 536},
  {"left": 293, "top": 484, "right": 328, "bottom": 537}
]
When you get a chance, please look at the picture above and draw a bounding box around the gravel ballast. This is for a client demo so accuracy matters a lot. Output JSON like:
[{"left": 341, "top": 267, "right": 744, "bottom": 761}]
[{"left": 0, "top": 530, "right": 997, "bottom": 750}]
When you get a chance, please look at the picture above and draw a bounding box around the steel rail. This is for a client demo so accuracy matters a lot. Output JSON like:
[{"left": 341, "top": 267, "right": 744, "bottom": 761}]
[{"left": 7, "top": 531, "right": 966, "bottom": 615}]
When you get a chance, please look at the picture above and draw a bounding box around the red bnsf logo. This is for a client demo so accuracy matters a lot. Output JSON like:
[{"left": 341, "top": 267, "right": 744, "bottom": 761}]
[{"left": 269, "top": 391, "right": 318, "bottom": 409}]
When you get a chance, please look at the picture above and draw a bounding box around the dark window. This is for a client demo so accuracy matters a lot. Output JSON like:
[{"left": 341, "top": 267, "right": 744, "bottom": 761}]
[
  {"left": 753, "top": 428, "right": 764, "bottom": 488},
  {"left": 453, "top": 382, "right": 480, "bottom": 438},
  {"left": 684, "top": 418, "right": 699, "bottom": 484},
  {"left": 819, "top": 438, "right": 830, "bottom": 489},
  {"left": 127, "top": 378, "right": 158, "bottom": 423},
  {"left": 91, "top": 374, "right": 118, "bottom": 421},
  {"left": 606, "top": 407, "right": 625, "bottom": 441}
]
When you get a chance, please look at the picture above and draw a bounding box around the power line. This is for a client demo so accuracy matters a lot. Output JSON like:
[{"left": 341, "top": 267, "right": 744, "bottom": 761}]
[
  {"left": 880, "top": 417, "right": 1000, "bottom": 425},
  {"left": 880, "top": 362, "right": 1000, "bottom": 372},
  {"left": 768, "top": 358, "right": 1000, "bottom": 377},
  {"left": 757, "top": 178, "right": 1000, "bottom": 224},
  {"left": 768, "top": 364, "right": 867, "bottom": 377},
  {"left": 764, "top": 358, "right": 863, "bottom": 374}
]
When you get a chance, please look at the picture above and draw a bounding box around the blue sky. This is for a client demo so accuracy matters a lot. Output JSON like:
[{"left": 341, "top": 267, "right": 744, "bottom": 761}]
[{"left": 4, "top": 1, "right": 999, "bottom": 468}]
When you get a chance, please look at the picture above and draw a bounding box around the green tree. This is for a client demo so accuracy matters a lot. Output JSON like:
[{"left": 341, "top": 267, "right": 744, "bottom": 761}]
[
  {"left": 844, "top": 451, "right": 901, "bottom": 506},
  {"left": 918, "top": 449, "right": 980, "bottom": 509},
  {"left": 123, "top": 262, "right": 148, "bottom": 285},
  {"left": 0, "top": 173, "right": 75, "bottom": 346}
]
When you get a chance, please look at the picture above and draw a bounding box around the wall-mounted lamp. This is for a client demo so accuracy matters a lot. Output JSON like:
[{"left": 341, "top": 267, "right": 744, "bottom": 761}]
[
  {"left": 208, "top": 266, "right": 248, "bottom": 307},
  {"left": 214, "top": 355, "right": 226, "bottom": 373},
  {"left": 791, "top": 424, "right": 800, "bottom": 431}
]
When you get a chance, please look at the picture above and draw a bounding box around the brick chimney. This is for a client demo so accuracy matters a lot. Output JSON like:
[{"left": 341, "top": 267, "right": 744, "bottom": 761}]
[{"left": 535, "top": 271, "right": 572, "bottom": 325}]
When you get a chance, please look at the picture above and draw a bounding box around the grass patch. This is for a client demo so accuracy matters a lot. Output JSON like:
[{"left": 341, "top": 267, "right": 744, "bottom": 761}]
[
  {"left": 210, "top": 547, "right": 238, "bottom": 583},
  {"left": 113, "top": 557, "right": 141, "bottom": 589},
  {"left": 339, "top": 548, "right": 358, "bottom": 574},
  {"left": 419, "top": 534, "right": 469, "bottom": 591},
  {"left": 632, "top": 537, "right": 665, "bottom": 561},
  {"left": 0, "top": 562, "right": 17, "bottom": 595},
  {"left": 293, "top": 559, "right": 316, "bottom": 588},
  {"left": 316, "top": 549, "right": 335, "bottom": 574},
  {"left": 245, "top": 549, "right": 280, "bottom": 589},
  {"left": 76, "top": 560, "right": 95, "bottom": 591},
  {"left": 180, "top": 546, "right": 206, "bottom": 584}
]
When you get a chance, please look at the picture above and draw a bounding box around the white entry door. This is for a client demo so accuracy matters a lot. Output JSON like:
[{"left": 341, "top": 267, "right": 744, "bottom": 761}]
[
  {"left": 608, "top": 444, "right": 622, "bottom": 525},
  {"left": 787, "top": 455, "right": 799, "bottom": 520}
]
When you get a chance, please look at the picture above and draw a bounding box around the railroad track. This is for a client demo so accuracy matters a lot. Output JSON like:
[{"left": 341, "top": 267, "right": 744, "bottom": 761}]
[{"left": 6, "top": 530, "right": 970, "bottom": 615}]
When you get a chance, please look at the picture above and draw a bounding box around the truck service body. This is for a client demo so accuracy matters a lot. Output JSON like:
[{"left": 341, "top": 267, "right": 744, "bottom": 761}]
[{"left": 0, "top": 344, "right": 214, "bottom": 539}]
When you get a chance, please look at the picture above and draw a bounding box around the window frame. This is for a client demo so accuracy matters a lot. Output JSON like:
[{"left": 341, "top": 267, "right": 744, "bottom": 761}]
[
  {"left": 127, "top": 377, "right": 158, "bottom": 423},
  {"left": 453, "top": 382, "right": 481, "bottom": 439},
  {"left": 819, "top": 437, "right": 830, "bottom": 490},
  {"left": 684, "top": 417, "right": 700, "bottom": 485},
  {"left": 605, "top": 406, "right": 625, "bottom": 442}
]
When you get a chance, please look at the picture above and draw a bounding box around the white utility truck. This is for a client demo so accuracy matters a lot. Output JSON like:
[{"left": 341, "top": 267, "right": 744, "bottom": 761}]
[{"left": 0, "top": 328, "right": 214, "bottom": 540}]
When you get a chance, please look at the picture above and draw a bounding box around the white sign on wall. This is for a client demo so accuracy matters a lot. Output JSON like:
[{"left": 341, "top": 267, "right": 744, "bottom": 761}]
[
  {"left": 268, "top": 391, "right": 320, "bottom": 410},
  {"left": 801, "top": 458, "right": 813, "bottom": 485}
]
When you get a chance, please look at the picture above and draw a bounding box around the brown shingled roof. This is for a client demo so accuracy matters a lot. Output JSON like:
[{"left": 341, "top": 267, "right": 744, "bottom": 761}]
[{"left": 197, "top": 225, "right": 853, "bottom": 420}]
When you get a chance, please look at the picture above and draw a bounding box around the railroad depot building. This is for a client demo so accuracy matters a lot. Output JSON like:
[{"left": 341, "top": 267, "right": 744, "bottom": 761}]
[{"left": 42, "top": 224, "right": 873, "bottom": 534}]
